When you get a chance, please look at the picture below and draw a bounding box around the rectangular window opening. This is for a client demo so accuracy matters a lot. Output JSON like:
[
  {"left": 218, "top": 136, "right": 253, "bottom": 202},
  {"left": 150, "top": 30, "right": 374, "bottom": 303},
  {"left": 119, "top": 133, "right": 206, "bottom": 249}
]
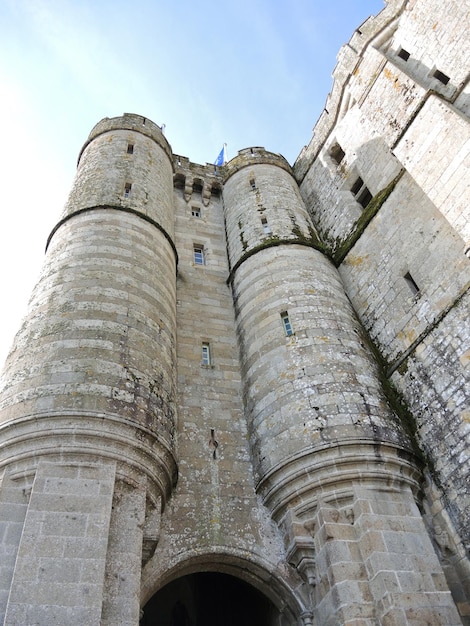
[
  {"left": 357, "top": 187, "right": 373, "bottom": 209},
  {"left": 432, "top": 69, "right": 450, "bottom": 85},
  {"left": 398, "top": 48, "right": 410, "bottom": 61},
  {"left": 404, "top": 272, "right": 420, "bottom": 296},
  {"left": 202, "top": 342, "right": 211, "bottom": 366},
  {"left": 193, "top": 245, "right": 204, "bottom": 265},
  {"left": 174, "top": 174, "right": 185, "bottom": 190},
  {"left": 191, "top": 207, "right": 201, "bottom": 218},
  {"left": 250, "top": 178, "right": 256, "bottom": 190},
  {"left": 281, "top": 311, "right": 293, "bottom": 336},
  {"left": 261, "top": 216, "right": 271, "bottom": 234},
  {"left": 351, "top": 176, "right": 372, "bottom": 209},
  {"left": 330, "top": 143, "right": 345, "bottom": 165},
  {"left": 124, "top": 182, "right": 132, "bottom": 197},
  {"left": 127, "top": 143, "right": 134, "bottom": 154},
  {"left": 351, "top": 177, "right": 363, "bottom": 196}
]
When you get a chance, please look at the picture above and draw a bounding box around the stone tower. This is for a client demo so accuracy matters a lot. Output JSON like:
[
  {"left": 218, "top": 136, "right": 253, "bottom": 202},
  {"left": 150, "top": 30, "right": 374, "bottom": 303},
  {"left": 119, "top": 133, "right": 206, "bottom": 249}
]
[
  {"left": 0, "top": 115, "right": 178, "bottom": 625},
  {"left": 0, "top": 0, "right": 469, "bottom": 624}
]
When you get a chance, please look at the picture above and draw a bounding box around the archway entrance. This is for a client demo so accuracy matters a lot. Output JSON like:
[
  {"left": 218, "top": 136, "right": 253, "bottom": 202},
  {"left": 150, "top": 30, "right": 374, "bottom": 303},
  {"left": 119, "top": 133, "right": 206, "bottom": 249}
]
[{"left": 140, "top": 572, "right": 281, "bottom": 626}]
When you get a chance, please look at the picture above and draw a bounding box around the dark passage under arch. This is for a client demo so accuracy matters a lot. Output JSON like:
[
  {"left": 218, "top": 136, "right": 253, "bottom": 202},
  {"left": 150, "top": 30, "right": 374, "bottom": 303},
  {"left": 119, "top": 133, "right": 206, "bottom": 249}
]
[{"left": 140, "top": 572, "right": 281, "bottom": 626}]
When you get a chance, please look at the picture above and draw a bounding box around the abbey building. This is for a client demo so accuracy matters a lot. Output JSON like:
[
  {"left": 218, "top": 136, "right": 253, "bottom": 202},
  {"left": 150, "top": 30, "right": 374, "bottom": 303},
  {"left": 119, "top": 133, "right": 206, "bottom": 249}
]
[{"left": 0, "top": 0, "right": 469, "bottom": 624}]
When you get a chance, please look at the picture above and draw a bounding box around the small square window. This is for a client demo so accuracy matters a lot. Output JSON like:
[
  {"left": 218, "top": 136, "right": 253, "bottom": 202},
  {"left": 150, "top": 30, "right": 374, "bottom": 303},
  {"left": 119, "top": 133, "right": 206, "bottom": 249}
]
[
  {"left": 193, "top": 245, "right": 204, "bottom": 265},
  {"left": 432, "top": 69, "right": 450, "bottom": 85},
  {"left": 281, "top": 312, "right": 293, "bottom": 336},
  {"left": 398, "top": 48, "right": 410, "bottom": 61},
  {"left": 351, "top": 177, "right": 364, "bottom": 196},
  {"left": 192, "top": 207, "right": 201, "bottom": 218},
  {"left": 202, "top": 342, "right": 211, "bottom": 365},
  {"left": 124, "top": 182, "right": 132, "bottom": 197},
  {"left": 330, "top": 143, "right": 345, "bottom": 165},
  {"left": 127, "top": 143, "right": 134, "bottom": 154},
  {"left": 351, "top": 177, "right": 372, "bottom": 209},
  {"left": 357, "top": 187, "right": 373, "bottom": 209}
]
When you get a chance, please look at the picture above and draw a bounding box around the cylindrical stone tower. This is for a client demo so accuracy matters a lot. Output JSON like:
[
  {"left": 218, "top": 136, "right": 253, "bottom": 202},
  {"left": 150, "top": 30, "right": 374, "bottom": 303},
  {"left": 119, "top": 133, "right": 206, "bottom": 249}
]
[
  {"left": 0, "top": 114, "right": 178, "bottom": 624},
  {"left": 223, "top": 149, "right": 415, "bottom": 508},
  {"left": 222, "top": 149, "right": 458, "bottom": 623}
]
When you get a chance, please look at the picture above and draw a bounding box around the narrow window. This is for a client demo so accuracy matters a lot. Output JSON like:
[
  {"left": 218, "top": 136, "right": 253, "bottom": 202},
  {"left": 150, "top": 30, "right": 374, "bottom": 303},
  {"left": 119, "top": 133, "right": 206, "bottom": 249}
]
[
  {"left": 357, "top": 187, "right": 373, "bottom": 209},
  {"left": 261, "top": 216, "right": 271, "bottom": 234},
  {"left": 192, "top": 207, "right": 201, "bottom": 218},
  {"left": 330, "top": 143, "right": 345, "bottom": 165},
  {"left": 250, "top": 178, "right": 256, "bottom": 190},
  {"left": 124, "top": 182, "right": 132, "bottom": 198},
  {"left": 404, "top": 272, "right": 420, "bottom": 296},
  {"left": 127, "top": 143, "right": 134, "bottom": 154},
  {"left": 432, "top": 69, "right": 450, "bottom": 85},
  {"left": 202, "top": 342, "right": 211, "bottom": 366},
  {"left": 351, "top": 177, "right": 364, "bottom": 196},
  {"left": 193, "top": 245, "right": 204, "bottom": 265},
  {"left": 398, "top": 48, "right": 410, "bottom": 61},
  {"left": 281, "top": 312, "right": 293, "bottom": 336},
  {"left": 351, "top": 176, "right": 372, "bottom": 209}
]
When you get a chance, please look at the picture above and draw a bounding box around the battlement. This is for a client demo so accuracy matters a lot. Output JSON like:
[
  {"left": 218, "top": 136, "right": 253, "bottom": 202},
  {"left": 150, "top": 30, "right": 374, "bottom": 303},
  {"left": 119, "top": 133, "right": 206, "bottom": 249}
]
[
  {"left": 223, "top": 147, "right": 292, "bottom": 181},
  {"left": 0, "top": 2, "right": 469, "bottom": 624},
  {"left": 78, "top": 112, "right": 173, "bottom": 166}
]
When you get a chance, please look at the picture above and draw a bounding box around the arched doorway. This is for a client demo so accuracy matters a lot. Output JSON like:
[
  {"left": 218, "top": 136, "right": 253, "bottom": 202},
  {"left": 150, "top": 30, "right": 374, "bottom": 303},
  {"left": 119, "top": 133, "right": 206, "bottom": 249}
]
[{"left": 140, "top": 572, "right": 282, "bottom": 626}]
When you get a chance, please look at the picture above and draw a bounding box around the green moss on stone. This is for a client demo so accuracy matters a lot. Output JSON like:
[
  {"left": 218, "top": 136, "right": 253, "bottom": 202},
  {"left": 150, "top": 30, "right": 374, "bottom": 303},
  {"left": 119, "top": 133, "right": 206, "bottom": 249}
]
[
  {"left": 397, "top": 360, "right": 409, "bottom": 375},
  {"left": 227, "top": 236, "right": 327, "bottom": 286},
  {"left": 291, "top": 224, "right": 323, "bottom": 249},
  {"left": 333, "top": 170, "right": 404, "bottom": 266},
  {"left": 356, "top": 319, "right": 424, "bottom": 464}
]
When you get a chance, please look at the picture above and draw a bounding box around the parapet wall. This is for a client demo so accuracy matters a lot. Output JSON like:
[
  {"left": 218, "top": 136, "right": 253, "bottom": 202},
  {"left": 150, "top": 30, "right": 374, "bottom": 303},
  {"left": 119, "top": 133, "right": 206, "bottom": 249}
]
[
  {"left": 294, "top": 0, "right": 407, "bottom": 182},
  {"left": 79, "top": 113, "right": 173, "bottom": 165}
]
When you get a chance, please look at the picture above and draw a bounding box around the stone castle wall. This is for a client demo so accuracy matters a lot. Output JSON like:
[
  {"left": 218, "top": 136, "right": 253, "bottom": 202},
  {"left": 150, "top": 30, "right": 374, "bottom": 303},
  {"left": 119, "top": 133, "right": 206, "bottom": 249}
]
[
  {"left": 0, "top": 0, "right": 469, "bottom": 624},
  {"left": 295, "top": 0, "right": 470, "bottom": 552}
]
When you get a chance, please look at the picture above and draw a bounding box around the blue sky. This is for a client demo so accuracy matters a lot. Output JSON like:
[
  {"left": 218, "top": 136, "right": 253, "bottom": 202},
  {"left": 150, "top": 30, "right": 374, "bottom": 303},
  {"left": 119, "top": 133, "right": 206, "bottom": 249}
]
[{"left": 0, "top": 0, "right": 383, "bottom": 364}]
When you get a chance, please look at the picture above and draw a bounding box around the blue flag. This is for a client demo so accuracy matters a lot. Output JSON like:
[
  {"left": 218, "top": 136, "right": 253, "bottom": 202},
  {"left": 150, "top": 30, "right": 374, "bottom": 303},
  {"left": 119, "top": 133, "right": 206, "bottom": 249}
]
[{"left": 214, "top": 144, "right": 227, "bottom": 166}]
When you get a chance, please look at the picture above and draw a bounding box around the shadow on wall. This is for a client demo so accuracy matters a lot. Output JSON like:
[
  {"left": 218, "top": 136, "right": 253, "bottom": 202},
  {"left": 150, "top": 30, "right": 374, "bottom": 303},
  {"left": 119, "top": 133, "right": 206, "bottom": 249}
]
[
  {"left": 140, "top": 572, "right": 281, "bottom": 626},
  {"left": 301, "top": 135, "right": 403, "bottom": 256}
]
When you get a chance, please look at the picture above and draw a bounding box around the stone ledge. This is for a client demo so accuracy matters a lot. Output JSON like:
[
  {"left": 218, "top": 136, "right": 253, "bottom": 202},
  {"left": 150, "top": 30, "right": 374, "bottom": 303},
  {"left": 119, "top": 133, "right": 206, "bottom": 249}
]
[
  {"left": 0, "top": 412, "right": 178, "bottom": 507},
  {"left": 78, "top": 113, "right": 173, "bottom": 167},
  {"left": 257, "top": 438, "right": 422, "bottom": 522}
]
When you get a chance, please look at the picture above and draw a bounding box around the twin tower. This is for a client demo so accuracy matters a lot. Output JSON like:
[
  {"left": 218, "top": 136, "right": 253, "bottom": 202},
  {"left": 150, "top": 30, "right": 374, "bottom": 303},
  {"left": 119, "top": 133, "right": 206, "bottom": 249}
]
[{"left": 0, "top": 113, "right": 465, "bottom": 625}]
